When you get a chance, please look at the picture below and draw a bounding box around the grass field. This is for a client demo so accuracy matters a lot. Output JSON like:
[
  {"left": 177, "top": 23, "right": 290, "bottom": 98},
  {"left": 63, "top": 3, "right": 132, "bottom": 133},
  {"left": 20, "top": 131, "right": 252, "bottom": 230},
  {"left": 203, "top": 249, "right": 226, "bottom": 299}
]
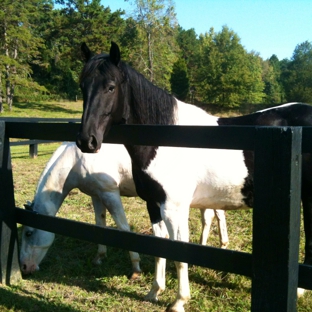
[{"left": 1, "top": 101, "right": 312, "bottom": 311}]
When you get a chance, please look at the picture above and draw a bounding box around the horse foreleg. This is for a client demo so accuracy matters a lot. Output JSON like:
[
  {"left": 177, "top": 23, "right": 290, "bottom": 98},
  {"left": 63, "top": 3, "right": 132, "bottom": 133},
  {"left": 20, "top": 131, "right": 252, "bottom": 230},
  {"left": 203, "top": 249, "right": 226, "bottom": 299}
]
[
  {"left": 214, "top": 209, "right": 229, "bottom": 249},
  {"left": 161, "top": 203, "right": 190, "bottom": 312},
  {"left": 101, "top": 192, "right": 141, "bottom": 277},
  {"left": 92, "top": 196, "right": 108, "bottom": 265},
  {"left": 144, "top": 220, "right": 168, "bottom": 302}
]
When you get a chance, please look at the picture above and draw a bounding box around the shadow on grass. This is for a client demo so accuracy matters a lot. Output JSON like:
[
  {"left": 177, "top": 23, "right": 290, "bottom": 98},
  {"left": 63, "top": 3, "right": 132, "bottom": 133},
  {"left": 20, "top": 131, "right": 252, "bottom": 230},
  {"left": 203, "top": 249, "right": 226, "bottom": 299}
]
[
  {"left": 16, "top": 233, "right": 250, "bottom": 311},
  {"left": 13, "top": 102, "right": 82, "bottom": 115},
  {"left": 19, "top": 236, "right": 156, "bottom": 305},
  {"left": 188, "top": 264, "right": 251, "bottom": 294},
  {"left": 0, "top": 286, "right": 80, "bottom": 312}
]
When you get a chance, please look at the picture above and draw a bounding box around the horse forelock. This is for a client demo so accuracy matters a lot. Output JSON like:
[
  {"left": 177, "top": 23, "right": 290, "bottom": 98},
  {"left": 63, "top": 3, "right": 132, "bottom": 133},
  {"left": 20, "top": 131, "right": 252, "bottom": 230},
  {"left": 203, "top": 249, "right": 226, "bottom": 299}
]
[{"left": 80, "top": 54, "right": 124, "bottom": 84}]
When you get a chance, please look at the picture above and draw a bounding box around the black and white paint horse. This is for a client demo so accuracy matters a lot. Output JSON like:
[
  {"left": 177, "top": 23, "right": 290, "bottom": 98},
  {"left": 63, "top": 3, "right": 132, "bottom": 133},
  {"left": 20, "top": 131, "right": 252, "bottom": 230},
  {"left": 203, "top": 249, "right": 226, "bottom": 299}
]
[
  {"left": 76, "top": 42, "right": 312, "bottom": 312},
  {"left": 20, "top": 142, "right": 228, "bottom": 276}
]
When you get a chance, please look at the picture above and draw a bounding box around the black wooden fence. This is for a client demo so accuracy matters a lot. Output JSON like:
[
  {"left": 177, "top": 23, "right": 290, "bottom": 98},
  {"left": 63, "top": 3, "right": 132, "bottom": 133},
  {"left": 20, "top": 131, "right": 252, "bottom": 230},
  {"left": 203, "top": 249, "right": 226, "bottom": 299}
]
[
  {"left": 1, "top": 118, "right": 312, "bottom": 311},
  {"left": 0, "top": 118, "right": 80, "bottom": 158}
]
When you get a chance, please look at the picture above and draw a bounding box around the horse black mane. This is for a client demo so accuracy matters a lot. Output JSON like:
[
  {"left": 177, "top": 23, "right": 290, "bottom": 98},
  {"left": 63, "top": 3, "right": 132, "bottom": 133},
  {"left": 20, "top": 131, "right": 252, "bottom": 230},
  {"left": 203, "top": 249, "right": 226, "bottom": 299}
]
[{"left": 80, "top": 53, "right": 177, "bottom": 125}]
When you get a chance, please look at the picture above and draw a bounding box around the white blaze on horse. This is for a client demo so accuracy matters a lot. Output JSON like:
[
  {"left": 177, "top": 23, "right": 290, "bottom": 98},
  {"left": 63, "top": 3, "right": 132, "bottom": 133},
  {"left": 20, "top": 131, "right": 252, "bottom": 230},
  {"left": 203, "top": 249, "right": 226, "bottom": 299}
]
[
  {"left": 76, "top": 42, "right": 312, "bottom": 312},
  {"left": 20, "top": 142, "right": 228, "bottom": 276}
]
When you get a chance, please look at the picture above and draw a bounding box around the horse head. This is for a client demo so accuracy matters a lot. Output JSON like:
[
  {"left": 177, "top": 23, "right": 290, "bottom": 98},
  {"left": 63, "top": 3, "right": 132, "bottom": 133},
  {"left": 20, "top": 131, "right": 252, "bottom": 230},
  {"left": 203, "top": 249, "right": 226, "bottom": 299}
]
[
  {"left": 20, "top": 201, "right": 55, "bottom": 274},
  {"left": 76, "top": 42, "right": 129, "bottom": 153}
]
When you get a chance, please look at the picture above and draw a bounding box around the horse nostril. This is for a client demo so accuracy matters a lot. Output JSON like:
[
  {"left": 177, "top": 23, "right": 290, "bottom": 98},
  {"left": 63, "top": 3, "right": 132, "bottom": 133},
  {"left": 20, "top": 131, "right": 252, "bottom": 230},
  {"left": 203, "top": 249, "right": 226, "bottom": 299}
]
[{"left": 88, "top": 135, "right": 98, "bottom": 151}]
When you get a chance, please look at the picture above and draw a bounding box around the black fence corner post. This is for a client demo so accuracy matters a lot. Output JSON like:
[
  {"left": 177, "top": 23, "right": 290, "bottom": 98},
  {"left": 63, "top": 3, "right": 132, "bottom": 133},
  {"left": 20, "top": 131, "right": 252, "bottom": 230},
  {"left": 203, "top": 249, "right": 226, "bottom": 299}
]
[
  {"left": 0, "top": 121, "right": 22, "bottom": 285},
  {"left": 251, "top": 126, "right": 302, "bottom": 312}
]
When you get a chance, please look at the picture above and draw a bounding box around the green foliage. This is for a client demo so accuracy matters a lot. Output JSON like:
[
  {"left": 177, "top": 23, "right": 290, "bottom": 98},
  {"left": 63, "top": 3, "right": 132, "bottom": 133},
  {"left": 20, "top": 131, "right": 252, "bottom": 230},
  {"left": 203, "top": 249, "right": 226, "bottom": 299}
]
[
  {"left": 281, "top": 41, "right": 312, "bottom": 103},
  {"left": 1, "top": 1, "right": 312, "bottom": 111},
  {"left": 261, "top": 55, "right": 285, "bottom": 104},
  {"left": 0, "top": 0, "right": 50, "bottom": 110},
  {"left": 195, "top": 26, "right": 265, "bottom": 107},
  {"left": 170, "top": 58, "right": 190, "bottom": 101},
  {"left": 125, "top": 0, "right": 179, "bottom": 89}
]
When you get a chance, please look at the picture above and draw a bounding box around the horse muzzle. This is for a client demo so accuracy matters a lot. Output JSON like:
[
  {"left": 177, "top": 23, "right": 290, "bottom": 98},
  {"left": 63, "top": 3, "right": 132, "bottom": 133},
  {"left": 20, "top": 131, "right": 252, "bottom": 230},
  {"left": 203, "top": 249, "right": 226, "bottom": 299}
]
[{"left": 76, "top": 133, "right": 100, "bottom": 153}]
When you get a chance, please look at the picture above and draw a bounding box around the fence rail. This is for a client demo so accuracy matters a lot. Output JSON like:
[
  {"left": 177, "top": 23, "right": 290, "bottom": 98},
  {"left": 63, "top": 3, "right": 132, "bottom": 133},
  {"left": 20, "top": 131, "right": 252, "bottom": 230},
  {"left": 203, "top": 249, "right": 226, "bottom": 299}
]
[
  {"left": 1, "top": 118, "right": 312, "bottom": 311},
  {"left": 0, "top": 118, "right": 80, "bottom": 158}
]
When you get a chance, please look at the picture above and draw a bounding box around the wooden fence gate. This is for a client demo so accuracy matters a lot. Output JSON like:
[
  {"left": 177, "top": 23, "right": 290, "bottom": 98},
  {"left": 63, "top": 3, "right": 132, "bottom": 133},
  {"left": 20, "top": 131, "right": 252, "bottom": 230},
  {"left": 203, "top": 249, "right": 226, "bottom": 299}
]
[{"left": 1, "top": 118, "right": 312, "bottom": 311}]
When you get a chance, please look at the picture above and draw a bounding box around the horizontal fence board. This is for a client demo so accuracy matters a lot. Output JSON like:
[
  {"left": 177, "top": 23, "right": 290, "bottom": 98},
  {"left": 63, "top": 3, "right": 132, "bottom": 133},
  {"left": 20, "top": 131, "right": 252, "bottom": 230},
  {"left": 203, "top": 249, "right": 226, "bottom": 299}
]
[
  {"left": 6, "top": 122, "right": 80, "bottom": 142},
  {"left": 15, "top": 208, "right": 252, "bottom": 277},
  {"left": 6, "top": 122, "right": 257, "bottom": 149},
  {"left": 105, "top": 124, "right": 256, "bottom": 150},
  {"left": 15, "top": 207, "right": 312, "bottom": 289},
  {"left": 6, "top": 122, "right": 255, "bottom": 149},
  {"left": 5, "top": 120, "right": 312, "bottom": 151}
]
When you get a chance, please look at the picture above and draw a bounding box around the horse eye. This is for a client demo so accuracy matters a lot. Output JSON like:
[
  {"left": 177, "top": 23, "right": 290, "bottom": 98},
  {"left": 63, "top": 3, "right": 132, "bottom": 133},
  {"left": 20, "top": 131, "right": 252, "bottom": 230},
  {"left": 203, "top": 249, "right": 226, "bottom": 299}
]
[
  {"left": 108, "top": 86, "right": 115, "bottom": 93},
  {"left": 25, "top": 231, "right": 33, "bottom": 238}
]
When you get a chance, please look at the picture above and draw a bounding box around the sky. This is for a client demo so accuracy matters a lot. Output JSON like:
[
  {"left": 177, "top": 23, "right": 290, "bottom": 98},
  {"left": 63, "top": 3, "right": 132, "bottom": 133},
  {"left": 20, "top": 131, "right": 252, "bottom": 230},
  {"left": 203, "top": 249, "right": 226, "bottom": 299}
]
[{"left": 101, "top": 0, "right": 312, "bottom": 60}]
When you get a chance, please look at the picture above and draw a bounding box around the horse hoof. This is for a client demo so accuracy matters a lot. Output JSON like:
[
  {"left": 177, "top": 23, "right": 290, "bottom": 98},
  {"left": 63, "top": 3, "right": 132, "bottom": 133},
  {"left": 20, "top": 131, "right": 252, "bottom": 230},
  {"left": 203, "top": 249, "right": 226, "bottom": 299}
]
[
  {"left": 165, "top": 304, "right": 184, "bottom": 312},
  {"left": 143, "top": 293, "right": 158, "bottom": 303},
  {"left": 129, "top": 271, "right": 141, "bottom": 280}
]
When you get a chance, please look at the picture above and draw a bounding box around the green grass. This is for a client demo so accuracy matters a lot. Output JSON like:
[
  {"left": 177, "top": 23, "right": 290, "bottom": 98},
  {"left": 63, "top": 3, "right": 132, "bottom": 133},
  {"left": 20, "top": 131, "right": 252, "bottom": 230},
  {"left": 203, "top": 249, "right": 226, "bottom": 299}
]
[
  {"left": 1, "top": 101, "right": 312, "bottom": 311},
  {"left": 0, "top": 101, "right": 83, "bottom": 118}
]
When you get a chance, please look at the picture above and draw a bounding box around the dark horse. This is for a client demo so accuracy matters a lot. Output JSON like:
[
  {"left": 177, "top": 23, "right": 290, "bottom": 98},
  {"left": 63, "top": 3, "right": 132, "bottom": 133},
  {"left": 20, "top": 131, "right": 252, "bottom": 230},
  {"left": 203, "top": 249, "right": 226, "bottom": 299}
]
[{"left": 76, "top": 42, "right": 312, "bottom": 312}]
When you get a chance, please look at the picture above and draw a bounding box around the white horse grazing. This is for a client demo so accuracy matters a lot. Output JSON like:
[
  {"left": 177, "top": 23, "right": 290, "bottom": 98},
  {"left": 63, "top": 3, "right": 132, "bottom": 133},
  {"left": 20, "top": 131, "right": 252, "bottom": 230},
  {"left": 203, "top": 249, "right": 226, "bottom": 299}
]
[
  {"left": 20, "top": 142, "right": 228, "bottom": 276},
  {"left": 20, "top": 142, "right": 140, "bottom": 276}
]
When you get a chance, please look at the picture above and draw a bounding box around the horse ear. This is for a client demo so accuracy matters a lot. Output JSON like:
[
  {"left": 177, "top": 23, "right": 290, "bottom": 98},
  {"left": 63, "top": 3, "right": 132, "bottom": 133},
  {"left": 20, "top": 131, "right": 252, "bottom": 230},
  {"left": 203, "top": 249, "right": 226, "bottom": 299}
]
[
  {"left": 110, "top": 41, "right": 120, "bottom": 66},
  {"left": 81, "top": 42, "right": 93, "bottom": 62},
  {"left": 24, "top": 201, "right": 33, "bottom": 211}
]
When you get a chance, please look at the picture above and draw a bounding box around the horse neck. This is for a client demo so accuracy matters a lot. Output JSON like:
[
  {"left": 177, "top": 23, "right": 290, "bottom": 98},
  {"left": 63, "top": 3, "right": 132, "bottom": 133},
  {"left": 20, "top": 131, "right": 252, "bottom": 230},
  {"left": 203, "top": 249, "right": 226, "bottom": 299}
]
[{"left": 33, "top": 143, "right": 76, "bottom": 216}]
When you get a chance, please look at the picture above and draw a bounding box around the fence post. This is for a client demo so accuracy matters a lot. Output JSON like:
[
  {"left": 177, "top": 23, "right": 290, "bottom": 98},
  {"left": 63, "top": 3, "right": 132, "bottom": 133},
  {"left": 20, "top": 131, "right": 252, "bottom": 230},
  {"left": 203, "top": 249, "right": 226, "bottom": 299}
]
[
  {"left": 251, "top": 127, "right": 302, "bottom": 311},
  {"left": 29, "top": 142, "right": 38, "bottom": 158},
  {"left": 0, "top": 121, "right": 21, "bottom": 284}
]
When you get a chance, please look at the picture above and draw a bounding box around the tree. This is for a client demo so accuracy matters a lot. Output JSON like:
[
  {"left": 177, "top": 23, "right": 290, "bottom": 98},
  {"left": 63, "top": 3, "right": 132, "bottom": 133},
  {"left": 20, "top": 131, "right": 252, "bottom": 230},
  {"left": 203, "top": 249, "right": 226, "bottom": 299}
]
[
  {"left": 195, "top": 26, "right": 264, "bottom": 107},
  {"left": 261, "top": 55, "right": 284, "bottom": 104},
  {"left": 176, "top": 27, "right": 199, "bottom": 84},
  {"left": 126, "top": 0, "right": 178, "bottom": 89},
  {"left": 31, "top": 0, "right": 126, "bottom": 100},
  {"left": 0, "top": 0, "right": 49, "bottom": 111},
  {"left": 170, "top": 58, "right": 189, "bottom": 101},
  {"left": 281, "top": 41, "right": 312, "bottom": 103}
]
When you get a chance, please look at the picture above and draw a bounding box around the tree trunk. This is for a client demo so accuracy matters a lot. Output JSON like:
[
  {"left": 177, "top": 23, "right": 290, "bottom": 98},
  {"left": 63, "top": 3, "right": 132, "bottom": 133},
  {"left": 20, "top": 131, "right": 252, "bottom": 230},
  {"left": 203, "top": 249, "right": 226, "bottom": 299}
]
[
  {"left": 0, "top": 74, "right": 3, "bottom": 113},
  {"left": 5, "top": 72, "right": 11, "bottom": 110},
  {"left": 147, "top": 31, "right": 154, "bottom": 83},
  {"left": 8, "top": 84, "right": 14, "bottom": 111}
]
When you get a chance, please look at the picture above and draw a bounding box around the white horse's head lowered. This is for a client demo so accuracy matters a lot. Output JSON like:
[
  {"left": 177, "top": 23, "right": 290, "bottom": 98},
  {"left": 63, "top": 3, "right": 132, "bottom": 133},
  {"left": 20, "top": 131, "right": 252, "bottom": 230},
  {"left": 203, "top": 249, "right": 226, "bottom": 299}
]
[{"left": 20, "top": 202, "right": 55, "bottom": 274}]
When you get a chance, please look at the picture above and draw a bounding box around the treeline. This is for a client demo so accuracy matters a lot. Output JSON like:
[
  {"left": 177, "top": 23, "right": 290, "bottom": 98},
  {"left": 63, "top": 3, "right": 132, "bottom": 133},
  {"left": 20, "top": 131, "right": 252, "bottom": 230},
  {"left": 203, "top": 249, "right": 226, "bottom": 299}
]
[{"left": 1, "top": 0, "right": 312, "bottom": 112}]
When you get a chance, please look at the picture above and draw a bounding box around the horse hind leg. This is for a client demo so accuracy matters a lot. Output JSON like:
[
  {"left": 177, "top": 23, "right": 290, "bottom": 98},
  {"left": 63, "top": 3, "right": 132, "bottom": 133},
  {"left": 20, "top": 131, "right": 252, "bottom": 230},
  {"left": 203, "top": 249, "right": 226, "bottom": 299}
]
[
  {"left": 200, "top": 209, "right": 229, "bottom": 248},
  {"left": 199, "top": 209, "right": 214, "bottom": 245},
  {"left": 214, "top": 209, "right": 229, "bottom": 249}
]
